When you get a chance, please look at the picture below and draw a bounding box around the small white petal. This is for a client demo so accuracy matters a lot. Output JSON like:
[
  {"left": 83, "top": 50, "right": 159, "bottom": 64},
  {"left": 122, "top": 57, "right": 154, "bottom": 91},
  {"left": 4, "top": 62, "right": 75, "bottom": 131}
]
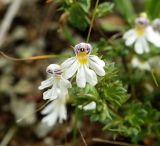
[
  {"left": 146, "top": 26, "right": 160, "bottom": 47},
  {"left": 42, "top": 112, "right": 57, "bottom": 127},
  {"left": 125, "top": 32, "right": 137, "bottom": 46},
  {"left": 60, "top": 77, "right": 72, "bottom": 89},
  {"left": 61, "top": 57, "right": 76, "bottom": 69},
  {"left": 43, "top": 89, "right": 52, "bottom": 100},
  {"left": 83, "top": 101, "right": 96, "bottom": 111},
  {"left": 131, "top": 57, "right": 150, "bottom": 71},
  {"left": 89, "top": 59, "right": 105, "bottom": 76},
  {"left": 43, "top": 81, "right": 58, "bottom": 100},
  {"left": 38, "top": 77, "right": 54, "bottom": 90},
  {"left": 134, "top": 38, "right": 144, "bottom": 54},
  {"left": 84, "top": 65, "right": 97, "bottom": 86},
  {"left": 41, "top": 102, "right": 54, "bottom": 115},
  {"left": 41, "top": 98, "right": 67, "bottom": 127},
  {"left": 123, "top": 29, "right": 135, "bottom": 39},
  {"left": 89, "top": 55, "right": 105, "bottom": 67},
  {"left": 141, "top": 38, "right": 150, "bottom": 53},
  {"left": 76, "top": 65, "right": 86, "bottom": 88},
  {"left": 58, "top": 103, "right": 67, "bottom": 123},
  {"left": 63, "top": 60, "right": 79, "bottom": 79}
]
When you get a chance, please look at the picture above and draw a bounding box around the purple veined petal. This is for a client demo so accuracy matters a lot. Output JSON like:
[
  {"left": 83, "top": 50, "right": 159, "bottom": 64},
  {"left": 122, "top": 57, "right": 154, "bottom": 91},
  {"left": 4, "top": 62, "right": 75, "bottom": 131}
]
[
  {"left": 46, "top": 64, "right": 62, "bottom": 75},
  {"left": 152, "top": 19, "right": 160, "bottom": 31},
  {"left": 74, "top": 42, "right": 92, "bottom": 55},
  {"left": 74, "top": 43, "right": 82, "bottom": 55},
  {"left": 89, "top": 55, "right": 105, "bottom": 67},
  {"left": 135, "top": 17, "right": 149, "bottom": 27}
]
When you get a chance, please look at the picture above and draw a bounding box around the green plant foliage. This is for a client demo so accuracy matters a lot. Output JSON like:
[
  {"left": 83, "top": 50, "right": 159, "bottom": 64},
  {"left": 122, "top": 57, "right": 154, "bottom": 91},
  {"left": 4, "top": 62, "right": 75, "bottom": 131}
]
[
  {"left": 145, "top": 0, "right": 160, "bottom": 19},
  {"left": 52, "top": 0, "right": 160, "bottom": 144},
  {"left": 114, "top": 0, "right": 135, "bottom": 24},
  {"left": 68, "top": 3, "right": 90, "bottom": 30},
  {"left": 95, "top": 2, "right": 114, "bottom": 17}
]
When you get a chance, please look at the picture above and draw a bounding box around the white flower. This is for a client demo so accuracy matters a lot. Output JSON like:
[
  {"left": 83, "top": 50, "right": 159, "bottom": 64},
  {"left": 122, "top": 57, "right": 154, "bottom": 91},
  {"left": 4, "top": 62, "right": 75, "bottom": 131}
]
[
  {"left": 123, "top": 16, "right": 160, "bottom": 54},
  {"left": 41, "top": 98, "right": 67, "bottom": 127},
  {"left": 79, "top": 101, "right": 96, "bottom": 111},
  {"left": 152, "top": 18, "right": 160, "bottom": 35},
  {"left": 131, "top": 57, "right": 150, "bottom": 71},
  {"left": 38, "top": 64, "right": 71, "bottom": 100},
  {"left": 61, "top": 42, "right": 105, "bottom": 88}
]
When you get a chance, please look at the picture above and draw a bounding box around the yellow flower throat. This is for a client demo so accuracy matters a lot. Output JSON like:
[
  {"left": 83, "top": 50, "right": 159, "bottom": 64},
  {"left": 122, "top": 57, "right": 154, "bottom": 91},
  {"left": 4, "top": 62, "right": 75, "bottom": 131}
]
[
  {"left": 77, "top": 52, "right": 88, "bottom": 64},
  {"left": 135, "top": 26, "right": 145, "bottom": 36}
]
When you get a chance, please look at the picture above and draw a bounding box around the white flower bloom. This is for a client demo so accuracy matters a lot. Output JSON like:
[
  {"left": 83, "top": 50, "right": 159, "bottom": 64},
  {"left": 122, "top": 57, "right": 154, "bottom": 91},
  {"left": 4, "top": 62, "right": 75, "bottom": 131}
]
[
  {"left": 41, "top": 98, "right": 67, "bottom": 127},
  {"left": 131, "top": 57, "right": 150, "bottom": 71},
  {"left": 79, "top": 101, "right": 96, "bottom": 111},
  {"left": 38, "top": 64, "right": 71, "bottom": 100},
  {"left": 123, "top": 16, "right": 160, "bottom": 54},
  {"left": 61, "top": 42, "right": 105, "bottom": 88},
  {"left": 153, "top": 18, "right": 160, "bottom": 34}
]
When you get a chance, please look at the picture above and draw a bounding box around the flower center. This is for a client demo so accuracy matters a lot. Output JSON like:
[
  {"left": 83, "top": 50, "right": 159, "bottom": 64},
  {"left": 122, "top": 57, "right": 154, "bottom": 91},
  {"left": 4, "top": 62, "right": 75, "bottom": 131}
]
[
  {"left": 77, "top": 52, "right": 88, "bottom": 64},
  {"left": 135, "top": 26, "right": 145, "bottom": 36}
]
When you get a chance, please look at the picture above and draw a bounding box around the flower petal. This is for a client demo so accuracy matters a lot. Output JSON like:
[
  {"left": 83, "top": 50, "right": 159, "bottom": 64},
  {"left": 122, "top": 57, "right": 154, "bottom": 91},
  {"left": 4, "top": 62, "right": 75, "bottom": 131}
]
[
  {"left": 131, "top": 57, "right": 150, "bottom": 71},
  {"left": 41, "top": 102, "right": 54, "bottom": 115},
  {"left": 41, "top": 98, "right": 67, "bottom": 126},
  {"left": 38, "top": 77, "right": 54, "bottom": 90},
  {"left": 63, "top": 60, "right": 79, "bottom": 79},
  {"left": 125, "top": 32, "right": 137, "bottom": 46},
  {"left": 89, "top": 55, "right": 105, "bottom": 67},
  {"left": 89, "top": 59, "right": 105, "bottom": 76},
  {"left": 61, "top": 57, "right": 76, "bottom": 69},
  {"left": 76, "top": 65, "right": 86, "bottom": 88},
  {"left": 58, "top": 102, "right": 67, "bottom": 123},
  {"left": 83, "top": 101, "right": 96, "bottom": 111},
  {"left": 134, "top": 38, "right": 144, "bottom": 54},
  {"left": 60, "top": 77, "right": 72, "bottom": 89},
  {"left": 84, "top": 65, "right": 97, "bottom": 86},
  {"left": 42, "top": 112, "right": 57, "bottom": 127},
  {"left": 141, "top": 38, "right": 150, "bottom": 53},
  {"left": 123, "top": 29, "right": 135, "bottom": 39},
  {"left": 43, "top": 89, "right": 52, "bottom": 100},
  {"left": 145, "top": 26, "right": 160, "bottom": 47}
]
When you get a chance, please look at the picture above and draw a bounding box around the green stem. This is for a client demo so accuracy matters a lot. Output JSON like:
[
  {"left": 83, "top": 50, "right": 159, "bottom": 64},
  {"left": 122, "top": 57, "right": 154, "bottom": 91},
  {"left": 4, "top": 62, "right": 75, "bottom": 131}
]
[
  {"left": 151, "top": 70, "right": 159, "bottom": 87},
  {"left": 72, "top": 107, "right": 79, "bottom": 146},
  {"left": 86, "top": 0, "right": 99, "bottom": 43}
]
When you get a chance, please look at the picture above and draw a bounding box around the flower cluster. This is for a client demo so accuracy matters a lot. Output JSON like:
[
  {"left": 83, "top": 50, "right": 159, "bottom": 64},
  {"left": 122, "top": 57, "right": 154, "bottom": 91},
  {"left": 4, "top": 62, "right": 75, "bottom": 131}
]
[
  {"left": 123, "top": 14, "right": 160, "bottom": 54},
  {"left": 38, "top": 42, "right": 105, "bottom": 126}
]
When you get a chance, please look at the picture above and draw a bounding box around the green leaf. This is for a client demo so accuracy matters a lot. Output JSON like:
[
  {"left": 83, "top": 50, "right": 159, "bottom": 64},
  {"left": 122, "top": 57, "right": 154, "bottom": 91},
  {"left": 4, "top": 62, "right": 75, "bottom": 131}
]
[
  {"left": 96, "top": 2, "right": 114, "bottom": 17},
  {"left": 114, "top": 0, "right": 135, "bottom": 24},
  {"left": 79, "top": 0, "right": 91, "bottom": 13},
  {"left": 69, "top": 3, "right": 89, "bottom": 30},
  {"left": 145, "top": 0, "right": 160, "bottom": 19}
]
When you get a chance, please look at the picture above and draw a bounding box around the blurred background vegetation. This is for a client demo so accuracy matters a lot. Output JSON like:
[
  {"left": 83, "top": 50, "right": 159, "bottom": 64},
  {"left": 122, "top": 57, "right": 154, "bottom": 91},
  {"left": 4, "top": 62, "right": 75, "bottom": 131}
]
[{"left": 0, "top": 0, "right": 160, "bottom": 146}]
